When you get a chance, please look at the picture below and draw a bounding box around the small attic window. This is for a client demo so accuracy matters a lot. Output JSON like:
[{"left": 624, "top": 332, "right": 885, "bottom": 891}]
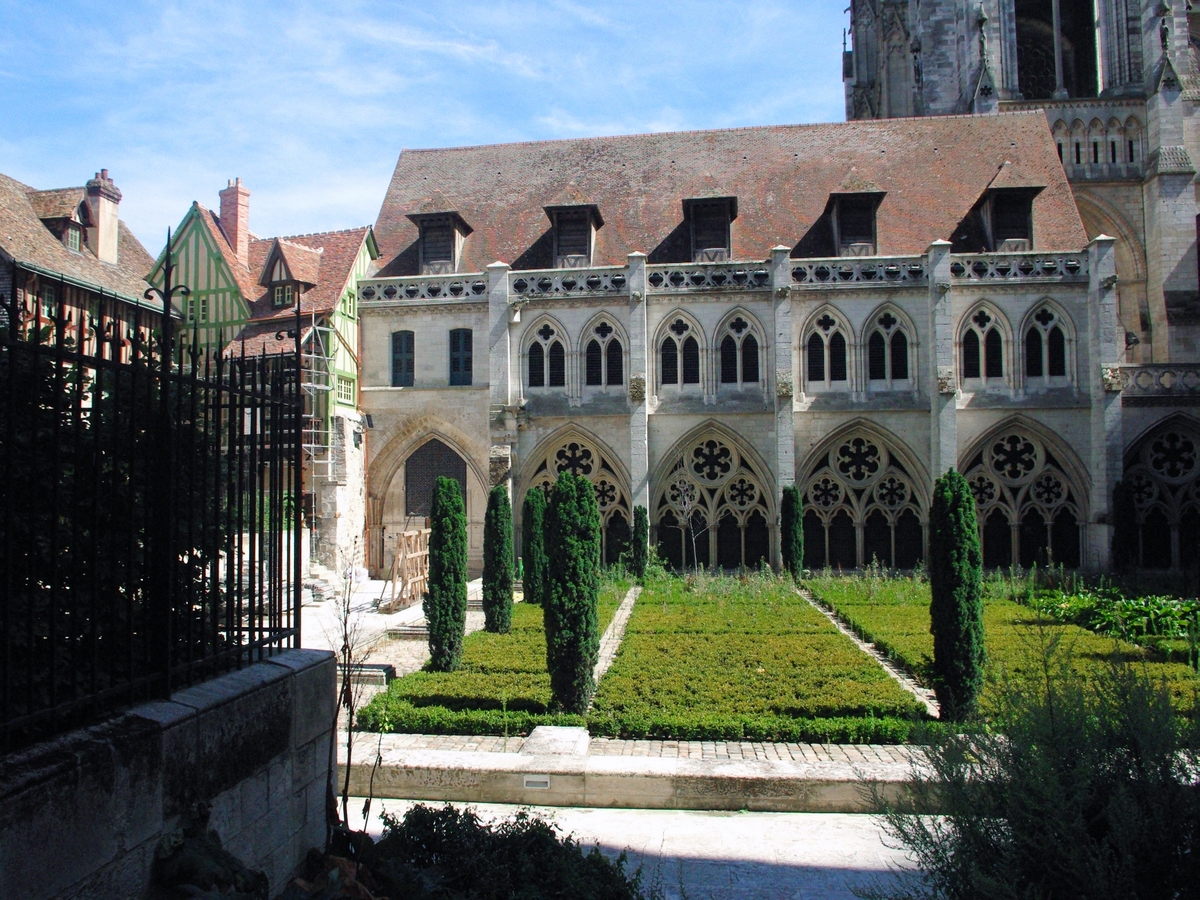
[
  {"left": 66, "top": 224, "right": 81, "bottom": 252},
  {"left": 989, "top": 189, "right": 1035, "bottom": 250},
  {"left": 409, "top": 212, "right": 472, "bottom": 275},
  {"left": 832, "top": 194, "right": 880, "bottom": 256},
  {"left": 685, "top": 197, "right": 737, "bottom": 262},
  {"left": 270, "top": 258, "right": 296, "bottom": 307}
]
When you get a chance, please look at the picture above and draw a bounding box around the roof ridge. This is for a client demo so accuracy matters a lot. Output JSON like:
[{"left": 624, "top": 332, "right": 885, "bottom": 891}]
[
  {"left": 272, "top": 226, "right": 371, "bottom": 240},
  {"left": 396, "top": 111, "right": 1047, "bottom": 155}
]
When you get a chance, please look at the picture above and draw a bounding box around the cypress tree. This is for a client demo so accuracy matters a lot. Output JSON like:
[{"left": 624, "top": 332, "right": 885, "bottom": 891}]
[
  {"left": 424, "top": 476, "right": 468, "bottom": 672},
  {"left": 631, "top": 505, "right": 649, "bottom": 579},
  {"left": 1111, "top": 480, "right": 1138, "bottom": 571},
  {"left": 928, "top": 468, "right": 985, "bottom": 721},
  {"left": 521, "top": 488, "right": 548, "bottom": 607},
  {"left": 544, "top": 473, "right": 601, "bottom": 713},
  {"left": 482, "top": 484, "right": 514, "bottom": 633},
  {"left": 780, "top": 485, "right": 804, "bottom": 581}
]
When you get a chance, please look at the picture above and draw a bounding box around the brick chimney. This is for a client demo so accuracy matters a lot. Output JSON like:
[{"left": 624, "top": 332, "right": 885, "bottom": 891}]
[
  {"left": 219, "top": 177, "right": 251, "bottom": 267},
  {"left": 84, "top": 169, "right": 122, "bottom": 265}
]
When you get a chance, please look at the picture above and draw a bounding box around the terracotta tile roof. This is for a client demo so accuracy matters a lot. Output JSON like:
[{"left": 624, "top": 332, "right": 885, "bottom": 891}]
[
  {"left": 374, "top": 111, "right": 1087, "bottom": 274},
  {"left": 227, "top": 317, "right": 312, "bottom": 356},
  {"left": 240, "top": 227, "right": 372, "bottom": 322},
  {"left": 191, "top": 203, "right": 260, "bottom": 299},
  {"left": 28, "top": 187, "right": 86, "bottom": 221},
  {"left": 0, "top": 172, "right": 156, "bottom": 306}
]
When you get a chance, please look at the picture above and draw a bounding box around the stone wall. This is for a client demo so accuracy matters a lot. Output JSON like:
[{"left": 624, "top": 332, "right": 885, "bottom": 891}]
[{"left": 0, "top": 649, "right": 336, "bottom": 900}]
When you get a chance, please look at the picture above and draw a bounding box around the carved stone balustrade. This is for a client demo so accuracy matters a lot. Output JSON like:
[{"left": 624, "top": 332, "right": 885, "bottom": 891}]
[
  {"left": 645, "top": 262, "right": 771, "bottom": 293},
  {"left": 948, "top": 252, "right": 1089, "bottom": 283},
  {"left": 509, "top": 266, "right": 629, "bottom": 298},
  {"left": 790, "top": 256, "right": 927, "bottom": 289},
  {"left": 359, "top": 273, "right": 489, "bottom": 303},
  {"left": 1119, "top": 365, "right": 1200, "bottom": 405}
]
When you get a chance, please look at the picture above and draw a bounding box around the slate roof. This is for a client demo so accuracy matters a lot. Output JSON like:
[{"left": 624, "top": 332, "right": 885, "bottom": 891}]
[
  {"left": 0, "top": 172, "right": 156, "bottom": 306},
  {"left": 374, "top": 111, "right": 1087, "bottom": 275}
]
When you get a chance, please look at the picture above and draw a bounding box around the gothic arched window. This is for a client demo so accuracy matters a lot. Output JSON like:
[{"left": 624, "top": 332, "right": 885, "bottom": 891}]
[
  {"left": 718, "top": 315, "right": 761, "bottom": 387},
  {"left": 961, "top": 308, "right": 1006, "bottom": 385},
  {"left": 801, "top": 433, "right": 925, "bottom": 569},
  {"left": 659, "top": 316, "right": 702, "bottom": 389},
  {"left": 805, "top": 312, "right": 850, "bottom": 390},
  {"left": 527, "top": 321, "right": 566, "bottom": 389},
  {"left": 963, "top": 430, "right": 1084, "bottom": 568},
  {"left": 1023, "top": 305, "right": 1070, "bottom": 383},
  {"left": 655, "top": 436, "right": 771, "bottom": 571},
  {"left": 584, "top": 319, "right": 624, "bottom": 387},
  {"left": 865, "top": 310, "right": 911, "bottom": 387}
]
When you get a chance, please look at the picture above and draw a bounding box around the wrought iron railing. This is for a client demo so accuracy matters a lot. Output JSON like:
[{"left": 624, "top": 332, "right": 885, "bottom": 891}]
[
  {"left": 949, "top": 252, "right": 1089, "bottom": 282},
  {"left": 0, "top": 256, "right": 303, "bottom": 751},
  {"left": 791, "top": 256, "right": 927, "bottom": 287},
  {"left": 646, "top": 262, "right": 771, "bottom": 292},
  {"left": 509, "top": 266, "right": 628, "bottom": 297}
]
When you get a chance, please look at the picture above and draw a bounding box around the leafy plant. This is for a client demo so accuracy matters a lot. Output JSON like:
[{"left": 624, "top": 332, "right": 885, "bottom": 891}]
[
  {"left": 544, "top": 473, "right": 602, "bottom": 713},
  {"left": 521, "top": 487, "right": 548, "bottom": 607},
  {"left": 780, "top": 485, "right": 803, "bottom": 581},
  {"left": 425, "top": 476, "right": 468, "bottom": 672},
  {"left": 862, "top": 640, "right": 1200, "bottom": 900},
  {"left": 363, "top": 804, "right": 651, "bottom": 899},
  {"left": 927, "top": 469, "right": 985, "bottom": 721},
  {"left": 482, "top": 484, "right": 513, "bottom": 634}
]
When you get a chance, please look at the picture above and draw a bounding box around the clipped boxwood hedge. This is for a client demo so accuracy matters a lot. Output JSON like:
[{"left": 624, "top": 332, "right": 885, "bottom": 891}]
[
  {"left": 806, "top": 574, "right": 1200, "bottom": 712},
  {"left": 358, "top": 582, "right": 628, "bottom": 735},
  {"left": 587, "top": 575, "right": 927, "bottom": 742}
]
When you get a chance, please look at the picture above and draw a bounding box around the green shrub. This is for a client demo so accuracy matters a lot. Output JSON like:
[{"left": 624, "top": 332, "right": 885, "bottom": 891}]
[
  {"left": 521, "top": 488, "right": 547, "bottom": 607},
  {"left": 928, "top": 469, "right": 984, "bottom": 720},
  {"left": 425, "top": 476, "right": 467, "bottom": 672},
  {"left": 780, "top": 485, "right": 803, "bottom": 581},
  {"left": 482, "top": 484, "right": 513, "bottom": 634},
  {"left": 544, "top": 473, "right": 602, "bottom": 713},
  {"left": 865, "top": 645, "right": 1200, "bottom": 900},
  {"left": 630, "top": 505, "right": 649, "bottom": 579},
  {"left": 364, "top": 804, "right": 649, "bottom": 899}
]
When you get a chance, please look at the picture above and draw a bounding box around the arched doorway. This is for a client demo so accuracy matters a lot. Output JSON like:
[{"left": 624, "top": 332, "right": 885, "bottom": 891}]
[{"left": 404, "top": 438, "right": 467, "bottom": 518}]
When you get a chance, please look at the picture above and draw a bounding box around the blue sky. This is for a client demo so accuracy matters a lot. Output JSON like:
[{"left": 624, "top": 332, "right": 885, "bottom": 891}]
[{"left": 0, "top": 1, "right": 849, "bottom": 248}]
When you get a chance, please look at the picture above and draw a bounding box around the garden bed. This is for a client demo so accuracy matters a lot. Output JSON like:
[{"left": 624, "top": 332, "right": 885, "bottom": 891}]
[
  {"left": 587, "top": 574, "right": 928, "bottom": 743},
  {"left": 357, "top": 580, "right": 629, "bottom": 735},
  {"left": 805, "top": 573, "right": 1200, "bottom": 711}
]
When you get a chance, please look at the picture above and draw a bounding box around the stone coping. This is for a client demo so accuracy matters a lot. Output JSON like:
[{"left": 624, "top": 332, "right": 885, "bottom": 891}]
[{"left": 337, "top": 728, "right": 926, "bottom": 813}]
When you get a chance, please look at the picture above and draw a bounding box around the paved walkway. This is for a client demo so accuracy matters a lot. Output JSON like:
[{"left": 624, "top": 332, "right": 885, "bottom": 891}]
[
  {"left": 342, "top": 798, "right": 918, "bottom": 900},
  {"left": 362, "top": 732, "right": 914, "bottom": 764},
  {"left": 594, "top": 586, "right": 641, "bottom": 683}
]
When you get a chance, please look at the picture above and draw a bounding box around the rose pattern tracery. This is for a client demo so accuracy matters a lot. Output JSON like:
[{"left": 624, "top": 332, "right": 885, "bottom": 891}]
[
  {"left": 988, "top": 435, "right": 1038, "bottom": 482},
  {"left": 835, "top": 438, "right": 882, "bottom": 482},
  {"left": 874, "top": 476, "right": 908, "bottom": 508},
  {"left": 1031, "top": 472, "right": 1064, "bottom": 507},
  {"left": 594, "top": 479, "right": 617, "bottom": 509},
  {"left": 691, "top": 440, "right": 734, "bottom": 482},
  {"left": 810, "top": 477, "right": 843, "bottom": 508},
  {"left": 726, "top": 477, "right": 758, "bottom": 509},
  {"left": 1149, "top": 432, "right": 1196, "bottom": 482},
  {"left": 969, "top": 473, "right": 998, "bottom": 507},
  {"left": 555, "top": 442, "right": 595, "bottom": 476}
]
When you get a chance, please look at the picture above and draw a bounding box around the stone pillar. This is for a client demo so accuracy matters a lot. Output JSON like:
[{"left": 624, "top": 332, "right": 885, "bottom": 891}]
[
  {"left": 627, "top": 253, "right": 650, "bottom": 510},
  {"left": 769, "top": 247, "right": 795, "bottom": 569},
  {"left": 487, "top": 261, "right": 516, "bottom": 501},
  {"left": 927, "top": 240, "right": 957, "bottom": 484},
  {"left": 1087, "top": 234, "right": 1122, "bottom": 570}
]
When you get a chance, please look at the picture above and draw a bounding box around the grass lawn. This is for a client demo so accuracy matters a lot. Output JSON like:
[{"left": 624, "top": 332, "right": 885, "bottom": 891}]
[
  {"left": 356, "top": 580, "right": 629, "bottom": 735},
  {"left": 588, "top": 574, "right": 929, "bottom": 743},
  {"left": 805, "top": 574, "right": 1200, "bottom": 711}
]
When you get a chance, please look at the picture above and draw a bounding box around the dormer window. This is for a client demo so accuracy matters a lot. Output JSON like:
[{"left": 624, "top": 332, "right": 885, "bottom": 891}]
[
  {"left": 831, "top": 193, "right": 881, "bottom": 256},
  {"left": 685, "top": 197, "right": 737, "bottom": 262},
  {"left": 545, "top": 205, "right": 602, "bottom": 268},
  {"left": 270, "top": 258, "right": 296, "bottom": 307},
  {"left": 66, "top": 225, "right": 81, "bottom": 252},
  {"left": 953, "top": 187, "right": 1041, "bottom": 253},
  {"left": 408, "top": 212, "right": 472, "bottom": 275}
]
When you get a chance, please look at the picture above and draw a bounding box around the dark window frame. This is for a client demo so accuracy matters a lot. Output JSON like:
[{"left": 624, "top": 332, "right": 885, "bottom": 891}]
[
  {"left": 449, "top": 328, "right": 473, "bottom": 386},
  {"left": 392, "top": 330, "right": 415, "bottom": 387}
]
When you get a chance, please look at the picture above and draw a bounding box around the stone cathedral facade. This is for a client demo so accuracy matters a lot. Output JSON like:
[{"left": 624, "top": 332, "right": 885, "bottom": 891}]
[{"left": 354, "top": 5, "right": 1200, "bottom": 577}]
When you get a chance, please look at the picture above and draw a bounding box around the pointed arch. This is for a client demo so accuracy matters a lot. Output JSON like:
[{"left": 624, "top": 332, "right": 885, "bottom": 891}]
[
  {"left": 860, "top": 302, "right": 918, "bottom": 388},
  {"left": 797, "top": 420, "right": 929, "bottom": 569},
  {"left": 958, "top": 299, "right": 1012, "bottom": 386},
  {"left": 654, "top": 308, "right": 706, "bottom": 391},
  {"left": 522, "top": 312, "right": 570, "bottom": 391},
  {"left": 517, "top": 425, "right": 633, "bottom": 564},
  {"left": 1018, "top": 297, "right": 1077, "bottom": 387},
  {"left": 801, "top": 304, "right": 855, "bottom": 392},
  {"left": 651, "top": 420, "right": 777, "bottom": 570},
  {"left": 578, "top": 310, "right": 627, "bottom": 388},
  {"left": 1121, "top": 413, "right": 1200, "bottom": 570},
  {"left": 959, "top": 416, "right": 1091, "bottom": 568},
  {"left": 714, "top": 306, "right": 766, "bottom": 388}
]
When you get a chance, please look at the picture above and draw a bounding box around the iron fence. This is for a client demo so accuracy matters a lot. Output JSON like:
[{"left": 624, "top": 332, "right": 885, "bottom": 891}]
[{"left": 0, "top": 253, "right": 303, "bottom": 751}]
